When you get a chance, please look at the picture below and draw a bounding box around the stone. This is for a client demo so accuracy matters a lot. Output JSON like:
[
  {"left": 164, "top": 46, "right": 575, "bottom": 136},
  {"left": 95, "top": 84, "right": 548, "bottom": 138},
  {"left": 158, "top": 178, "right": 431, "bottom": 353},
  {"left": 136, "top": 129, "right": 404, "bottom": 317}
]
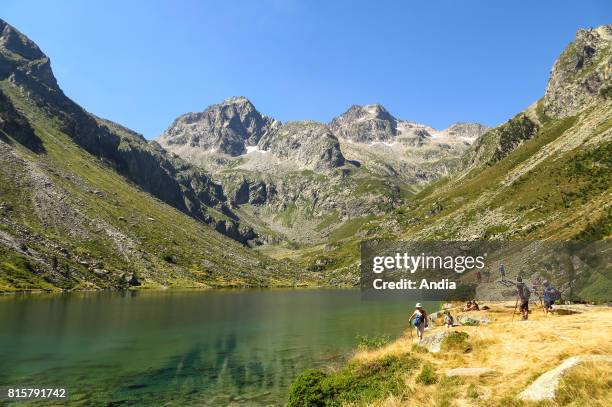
[
  {"left": 419, "top": 332, "right": 453, "bottom": 353},
  {"left": 458, "top": 315, "right": 489, "bottom": 325},
  {"left": 518, "top": 355, "right": 612, "bottom": 401}
]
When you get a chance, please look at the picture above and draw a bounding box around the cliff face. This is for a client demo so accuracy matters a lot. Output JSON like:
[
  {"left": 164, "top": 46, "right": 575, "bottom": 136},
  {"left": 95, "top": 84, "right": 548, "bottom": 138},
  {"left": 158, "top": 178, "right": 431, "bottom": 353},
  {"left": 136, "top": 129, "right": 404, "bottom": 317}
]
[
  {"left": 0, "top": 18, "right": 262, "bottom": 243},
  {"left": 543, "top": 25, "right": 612, "bottom": 119},
  {"left": 158, "top": 96, "right": 280, "bottom": 156},
  {"left": 329, "top": 104, "right": 398, "bottom": 142},
  {"left": 463, "top": 25, "right": 612, "bottom": 171}
]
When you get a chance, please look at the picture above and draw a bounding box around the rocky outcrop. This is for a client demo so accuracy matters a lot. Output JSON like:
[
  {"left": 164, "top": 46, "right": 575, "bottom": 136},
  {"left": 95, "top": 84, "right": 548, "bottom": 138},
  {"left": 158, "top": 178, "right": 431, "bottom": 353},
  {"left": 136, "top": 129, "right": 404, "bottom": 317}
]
[
  {"left": 439, "top": 122, "right": 489, "bottom": 141},
  {"left": 258, "top": 121, "right": 345, "bottom": 171},
  {"left": 464, "top": 113, "right": 538, "bottom": 168},
  {"left": 518, "top": 355, "right": 612, "bottom": 401},
  {"left": 418, "top": 332, "right": 453, "bottom": 353},
  {"left": 329, "top": 104, "right": 397, "bottom": 142},
  {"left": 0, "top": 88, "right": 43, "bottom": 152},
  {"left": 543, "top": 25, "right": 612, "bottom": 119},
  {"left": 0, "top": 20, "right": 57, "bottom": 88},
  {"left": 158, "top": 96, "right": 279, "bottom": 156}
]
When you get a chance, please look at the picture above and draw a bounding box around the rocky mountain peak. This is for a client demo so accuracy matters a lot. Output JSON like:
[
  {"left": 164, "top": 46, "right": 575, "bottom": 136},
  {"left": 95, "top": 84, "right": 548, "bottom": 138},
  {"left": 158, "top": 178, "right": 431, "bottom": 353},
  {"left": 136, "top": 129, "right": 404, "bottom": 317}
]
[
  {"left": 157, "top": 96, "right": 279, "bottom": 156},
  {"left": 543, "top": 24, "right": 612, "bottom": 118},
  {"left": 439, "top": 122, "right": 489, "bottom": 141},
  {"left": 0, "top": 19, "right": 45, "bottom": 60},
  {"left": 329, "top": 103, "right": 398, "bottom": 142},
  {"left": 0, "top": 18, "right": 57, "bottom": 88}
]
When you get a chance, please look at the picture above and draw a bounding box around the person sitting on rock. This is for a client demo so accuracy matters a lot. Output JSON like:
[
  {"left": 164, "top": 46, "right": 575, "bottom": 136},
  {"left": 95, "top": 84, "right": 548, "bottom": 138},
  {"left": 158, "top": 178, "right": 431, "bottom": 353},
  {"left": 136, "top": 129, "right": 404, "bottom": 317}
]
[
  {"left": 410, "top": 303, "right": 428, "bottom": 342},
  {"left": 444, "top": 311, "right": 454, "bottom": 328}
]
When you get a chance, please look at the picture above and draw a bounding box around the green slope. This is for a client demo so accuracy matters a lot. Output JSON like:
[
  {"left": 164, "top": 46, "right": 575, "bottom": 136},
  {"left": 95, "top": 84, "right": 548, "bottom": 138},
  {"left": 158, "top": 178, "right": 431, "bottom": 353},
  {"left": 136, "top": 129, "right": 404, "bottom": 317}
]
[
  {"left": 285, "top": 26, "right": 612, "bottom": 287},
  {"left": 0, "top": 82, "right": 308, "bottom": 291}
]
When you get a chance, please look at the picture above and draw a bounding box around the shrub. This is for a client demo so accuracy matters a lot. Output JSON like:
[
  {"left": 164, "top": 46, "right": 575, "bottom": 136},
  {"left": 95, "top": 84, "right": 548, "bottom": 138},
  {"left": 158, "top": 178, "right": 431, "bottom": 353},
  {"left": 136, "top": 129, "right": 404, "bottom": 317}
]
[
  {"left": 415, "top": 363, "right": 438, "bottom": 385},
  {"left": 287, "top": 369, "right": 332, "bottom": 407},
  {"left": 441, "top": 331, "right": 470, "bottom": 352},
  {"left": 467, "top": 384, "right": 480, "bottom": 399},
  {"left": 356, "top": 334, "right": 391, "bottom": 350},
  {"left": 287, "top": 354, "right": 419, "bottom": 406},
  {"left": 411, "top": 344, "right": 429, "bottom": 354}
]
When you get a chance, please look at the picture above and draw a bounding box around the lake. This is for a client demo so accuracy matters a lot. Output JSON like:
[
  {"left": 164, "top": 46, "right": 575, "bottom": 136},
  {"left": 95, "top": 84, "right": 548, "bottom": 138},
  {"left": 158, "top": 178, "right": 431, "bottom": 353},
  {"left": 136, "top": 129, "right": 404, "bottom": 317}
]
[{"left": 0, "top": 289, "right": 437, "bottom": 405}]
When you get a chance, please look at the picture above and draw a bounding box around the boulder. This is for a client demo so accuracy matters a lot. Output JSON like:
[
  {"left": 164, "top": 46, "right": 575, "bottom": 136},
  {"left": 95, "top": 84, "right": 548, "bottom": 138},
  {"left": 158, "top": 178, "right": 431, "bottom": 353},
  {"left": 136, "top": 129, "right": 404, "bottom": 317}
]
[
  {"left": 458, "top": 315, "right": 489, "bottom": 325},
  {"left": 419, "top": 332, "right": 453, "bottom": 353},
  {"left": 518, "top": 355, "right": 612, "bottom": 401},
  {"left": 553, "top": 305, "right": 588, "bottom": 315}
]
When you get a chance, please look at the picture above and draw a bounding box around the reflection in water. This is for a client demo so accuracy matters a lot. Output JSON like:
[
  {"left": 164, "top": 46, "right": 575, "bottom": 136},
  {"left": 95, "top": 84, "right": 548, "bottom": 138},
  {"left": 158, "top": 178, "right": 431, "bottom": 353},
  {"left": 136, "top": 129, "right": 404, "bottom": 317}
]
[{"left": 0, "top": 289, "right": 434, "bottom": 405}]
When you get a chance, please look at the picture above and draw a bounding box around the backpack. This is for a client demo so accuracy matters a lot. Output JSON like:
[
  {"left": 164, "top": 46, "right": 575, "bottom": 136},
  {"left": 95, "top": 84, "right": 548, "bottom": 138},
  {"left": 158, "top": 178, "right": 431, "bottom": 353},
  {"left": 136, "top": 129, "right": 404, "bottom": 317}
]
[
  {"left": 522, "top": 284, "right": 531, "bottom": 300},
  {"left": 550, "top": 288, "right": 561, "bottom": 301},
  {"left": 413, "top": 313, "right": 423, "bottom": 327}
]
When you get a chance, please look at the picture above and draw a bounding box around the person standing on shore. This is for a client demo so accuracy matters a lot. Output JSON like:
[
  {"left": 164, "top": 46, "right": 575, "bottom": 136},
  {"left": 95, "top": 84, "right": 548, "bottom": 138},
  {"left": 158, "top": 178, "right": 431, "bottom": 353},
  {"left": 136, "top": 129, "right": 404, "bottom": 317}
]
[
  {"left": 499, "top": 263, "right": 506, "bottom": 281},
  {"left": 515, "top": 276, "right": 531, "bottom": 320},
  {"left": 410, "top": 303, "right": 428, "bottom": 341}
]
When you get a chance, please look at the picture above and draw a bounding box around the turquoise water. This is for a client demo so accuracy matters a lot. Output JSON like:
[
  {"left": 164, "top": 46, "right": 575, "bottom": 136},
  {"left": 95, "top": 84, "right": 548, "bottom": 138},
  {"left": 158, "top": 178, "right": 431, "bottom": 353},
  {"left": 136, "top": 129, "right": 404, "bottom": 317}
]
[{"left": 0, "top": 289, "right": 436, "bottom": 405}]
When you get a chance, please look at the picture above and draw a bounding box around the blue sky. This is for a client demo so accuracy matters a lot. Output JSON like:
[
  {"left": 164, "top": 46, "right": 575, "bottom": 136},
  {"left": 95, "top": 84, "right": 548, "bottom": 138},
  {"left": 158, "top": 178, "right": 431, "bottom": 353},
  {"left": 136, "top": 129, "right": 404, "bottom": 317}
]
[{"left": 2, "top": 0, "right": 610, "bottom": 138}]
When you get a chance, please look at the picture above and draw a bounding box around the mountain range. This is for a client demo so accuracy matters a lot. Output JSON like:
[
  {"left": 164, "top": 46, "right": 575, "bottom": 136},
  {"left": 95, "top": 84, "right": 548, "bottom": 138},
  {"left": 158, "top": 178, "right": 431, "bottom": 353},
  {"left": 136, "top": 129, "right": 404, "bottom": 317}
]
[{"left": 0, "top": 18, "right": 610, "bottom": 294}]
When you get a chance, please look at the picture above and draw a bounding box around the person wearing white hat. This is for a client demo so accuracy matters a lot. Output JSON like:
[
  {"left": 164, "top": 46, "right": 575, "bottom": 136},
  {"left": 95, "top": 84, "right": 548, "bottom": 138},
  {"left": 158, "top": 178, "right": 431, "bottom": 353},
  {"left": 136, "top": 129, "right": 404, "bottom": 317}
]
[{"left": 409, "top": 303, "right": 428, "bottom": 341}]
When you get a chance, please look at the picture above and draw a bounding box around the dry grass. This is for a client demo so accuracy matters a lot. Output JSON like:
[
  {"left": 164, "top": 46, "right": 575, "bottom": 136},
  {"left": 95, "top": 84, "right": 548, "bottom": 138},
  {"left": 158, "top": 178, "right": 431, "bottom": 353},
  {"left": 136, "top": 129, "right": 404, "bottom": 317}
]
[{"left": 349, "top": 303, "right": 612, "bottom": 406}]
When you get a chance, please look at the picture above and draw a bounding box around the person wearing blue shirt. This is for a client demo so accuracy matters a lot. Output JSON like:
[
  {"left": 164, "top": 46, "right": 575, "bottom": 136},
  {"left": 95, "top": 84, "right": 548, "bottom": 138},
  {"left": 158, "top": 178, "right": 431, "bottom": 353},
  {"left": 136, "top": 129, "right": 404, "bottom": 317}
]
[{"left": 542, "top": 280, "right": 559, "bottom": 315}]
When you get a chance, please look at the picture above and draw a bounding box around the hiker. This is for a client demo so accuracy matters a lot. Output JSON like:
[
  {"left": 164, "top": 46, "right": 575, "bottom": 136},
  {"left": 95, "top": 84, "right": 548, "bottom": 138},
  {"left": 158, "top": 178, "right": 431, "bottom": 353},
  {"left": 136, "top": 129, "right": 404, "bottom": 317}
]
[
  {"left": 463, "top": 300, "right": 479, "bottom": 312},
  {"left": 542, "top": 280, "right": 561, "bottom": 315},
  {"left": 484, "top": 270, "right": 491, "bottom": 282},
  {"left": 499, "top": 262, "right": 506, "bottom": 281},
  {"left": 476, "top": 270, "right": 482, "bottom": 284},
  {"left": 410, "top": 303, "right": 428, "bottom": 341},
  {"left": 515, "top": 276, "right": 531, "bottom": 320},
  {"left": 444, "top": 310, "right": 454, "bottom": 328}
]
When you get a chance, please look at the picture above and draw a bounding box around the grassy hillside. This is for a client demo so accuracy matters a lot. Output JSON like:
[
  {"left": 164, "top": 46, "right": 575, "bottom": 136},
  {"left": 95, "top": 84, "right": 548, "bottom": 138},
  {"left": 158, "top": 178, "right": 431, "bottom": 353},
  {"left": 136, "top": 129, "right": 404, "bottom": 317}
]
[
  {"left": 0, "top": 81, "right": 310, "bottom": 291},
  {"left": 287, "top": 303, "right": 612, "bottom": 406},
  {"left": 280, "top": 27, "right": 612, "bottom": 288}
]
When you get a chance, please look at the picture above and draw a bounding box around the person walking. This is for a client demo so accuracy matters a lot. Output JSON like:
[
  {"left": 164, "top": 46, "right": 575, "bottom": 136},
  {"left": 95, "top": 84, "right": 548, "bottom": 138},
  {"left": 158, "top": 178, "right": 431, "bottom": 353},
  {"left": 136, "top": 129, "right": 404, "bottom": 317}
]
[
  {"left": 542, "top": 280, "right": 560, "bottom": 315},
  {"left": 515, "top": 276, "right": 531, "bottom": 320},
  {"left": 476, "top": 270, "right": 482, "bottom": 284},
  {"left": 410, "top": 303, "right": 428, "bottom": 341},
  {"left": 499, "top": 263, "right": 506, "bottom": 281}
]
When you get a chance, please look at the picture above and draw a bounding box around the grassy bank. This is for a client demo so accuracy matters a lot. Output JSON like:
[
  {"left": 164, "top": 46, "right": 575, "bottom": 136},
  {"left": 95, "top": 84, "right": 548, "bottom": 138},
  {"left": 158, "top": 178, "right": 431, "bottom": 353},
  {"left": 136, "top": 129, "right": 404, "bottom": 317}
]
[{"left": 287, "top": 303, "right": 612, "bottom": 406}]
